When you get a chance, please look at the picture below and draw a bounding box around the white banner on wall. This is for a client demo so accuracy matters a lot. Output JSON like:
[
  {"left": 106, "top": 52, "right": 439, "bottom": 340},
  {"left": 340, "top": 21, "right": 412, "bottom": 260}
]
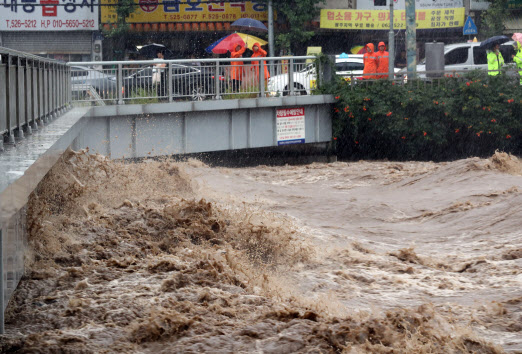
[
  {"left": 0, "top": 0, "right": 99, "bottom": 31},
  {"left": 276, "top": 108, "right": 306, "bottom": 146},
  {"left": 357, "top": 0, "right": 463, "bottom": 10}
]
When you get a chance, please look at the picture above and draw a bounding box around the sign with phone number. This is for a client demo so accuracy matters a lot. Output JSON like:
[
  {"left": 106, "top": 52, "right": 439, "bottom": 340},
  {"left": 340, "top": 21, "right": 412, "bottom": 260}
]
[
  {"left": 101, "top": 0, "right": 270, "bottom": 23},
  {"left": 320, "top": 7, "right": 465, "bottom": 30},
  {"left": 0, "top": 0, "right": 99, "bottom": 31}
]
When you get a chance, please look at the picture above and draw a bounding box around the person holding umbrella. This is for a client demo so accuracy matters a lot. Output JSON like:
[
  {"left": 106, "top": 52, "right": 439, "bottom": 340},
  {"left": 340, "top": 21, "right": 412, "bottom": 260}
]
[
  {"left": 487, "top": 43, "right": 504, "bottom": 76},
  {"left": 230, "top": 43, "right": 246, "bottom": 91}
]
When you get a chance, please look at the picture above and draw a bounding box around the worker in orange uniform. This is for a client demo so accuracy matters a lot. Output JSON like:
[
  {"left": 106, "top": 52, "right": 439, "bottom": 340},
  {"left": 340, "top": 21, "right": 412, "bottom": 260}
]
[
  {"left": 376, "top": 41, "right": 389, "bottom": 79},
  {"left": 251, "top": 42, "right": 270, "bottom": 82},
  {"left": 362, "top": 43, "right": 378, "bottom": 80},
  {"left": 230, "top": 43, "right": 246, "bottom": 91}
]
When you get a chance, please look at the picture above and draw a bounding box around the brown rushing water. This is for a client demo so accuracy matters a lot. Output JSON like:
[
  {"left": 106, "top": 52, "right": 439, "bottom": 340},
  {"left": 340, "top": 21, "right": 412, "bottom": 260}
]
[{"left": 0, "top": 150, "right": 521, "bottom": 353}]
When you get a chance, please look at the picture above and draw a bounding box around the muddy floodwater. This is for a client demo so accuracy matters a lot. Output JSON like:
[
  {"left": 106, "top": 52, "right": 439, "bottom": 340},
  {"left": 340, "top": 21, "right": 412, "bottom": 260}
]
[{"left": 0, "top": 150, "right": 521, "bottom": 353}]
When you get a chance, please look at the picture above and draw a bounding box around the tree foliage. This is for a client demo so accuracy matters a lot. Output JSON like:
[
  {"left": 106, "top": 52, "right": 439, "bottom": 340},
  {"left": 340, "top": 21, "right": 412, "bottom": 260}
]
[
  {"left": 103, "top": 0, "right": 137, "bottom": 38},
  {"left": 261, "top": 0, "right": 325, "bottom": 54},
  {"left": 480, "top": 0, "right": 508, "bottom": 38}
]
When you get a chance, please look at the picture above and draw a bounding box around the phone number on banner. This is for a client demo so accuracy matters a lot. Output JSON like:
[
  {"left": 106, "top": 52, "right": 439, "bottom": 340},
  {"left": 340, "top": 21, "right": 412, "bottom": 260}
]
[{"left": 4, "top": 19, "right": 96, "bottom": 29}]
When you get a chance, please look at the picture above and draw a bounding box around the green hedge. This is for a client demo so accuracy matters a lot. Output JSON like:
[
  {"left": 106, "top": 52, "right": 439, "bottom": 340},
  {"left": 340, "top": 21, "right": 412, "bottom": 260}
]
[{"left": 323, "top": 73, "right": 522, "bottom": 161}]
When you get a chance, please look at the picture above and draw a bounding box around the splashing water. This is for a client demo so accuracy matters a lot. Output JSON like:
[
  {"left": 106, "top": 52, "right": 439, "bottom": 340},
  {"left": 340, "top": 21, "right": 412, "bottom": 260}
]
[{"left": 0, "top": 150, "right": 520, "bottom": 353}]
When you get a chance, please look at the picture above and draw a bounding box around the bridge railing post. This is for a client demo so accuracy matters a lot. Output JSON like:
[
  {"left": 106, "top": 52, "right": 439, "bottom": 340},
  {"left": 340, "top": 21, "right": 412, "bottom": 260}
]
[
  {"left": 259, "top": 58, "right": 265, "bottom": 97},
  {"left": 168, "top": 63, "right": 173, "bottom": 102},
  {"left": 288, "top": 58, "right": 295, "bottom": 96},
  {"left": 215, "top": 61, "right": 221, "bottom": 100},
  {"left": 117, "top": 63, "right": 123, "bottom": 105}
]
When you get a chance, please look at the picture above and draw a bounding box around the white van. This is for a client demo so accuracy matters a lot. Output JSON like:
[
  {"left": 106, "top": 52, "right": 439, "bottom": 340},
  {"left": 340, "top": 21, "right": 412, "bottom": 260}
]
[{"left": 400, "top": 41, "right": 516, "bottom": 77}]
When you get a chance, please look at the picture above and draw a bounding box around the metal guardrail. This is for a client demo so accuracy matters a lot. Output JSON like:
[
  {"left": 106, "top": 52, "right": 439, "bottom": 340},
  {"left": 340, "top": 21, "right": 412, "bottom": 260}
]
[
  {"left": 340, "top": 66, "right": 521, "bottom": 87},
  {"left": 67, "top": 56, "right": 321, "bottom": 105},
  {"left": 0, "top": 46, "right": 71, "bottom": 150}
]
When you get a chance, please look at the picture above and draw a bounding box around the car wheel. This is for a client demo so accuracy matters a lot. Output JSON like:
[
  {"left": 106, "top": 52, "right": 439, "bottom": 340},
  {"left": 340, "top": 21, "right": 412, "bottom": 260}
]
[
  {"left": 283, "top": 84, "right": 307, "bottom": 96},
  {"left": 190, "top": 86, "right": 205, "bottom": 101}
]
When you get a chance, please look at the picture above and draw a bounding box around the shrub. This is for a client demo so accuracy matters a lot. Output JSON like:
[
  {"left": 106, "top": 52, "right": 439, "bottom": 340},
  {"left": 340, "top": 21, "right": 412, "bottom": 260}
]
[{"left": 324, "top": 73, "right": 522, "bottom": 161}]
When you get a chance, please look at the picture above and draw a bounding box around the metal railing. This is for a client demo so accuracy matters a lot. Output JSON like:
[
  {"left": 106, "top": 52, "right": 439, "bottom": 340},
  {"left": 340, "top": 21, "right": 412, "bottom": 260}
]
[
  {"left": 339, "top": 66, "right": 521, "bottom": 88},
  {"left": 67, "top": 56, "right": 321, "bottom": 105},
  {"left": 0, "top": 47, "right": 70, "bottom": 149}
]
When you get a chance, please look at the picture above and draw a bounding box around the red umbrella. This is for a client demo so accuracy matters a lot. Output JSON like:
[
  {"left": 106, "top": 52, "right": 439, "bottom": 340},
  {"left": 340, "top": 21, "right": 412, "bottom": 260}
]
[{"left": 205, "top": 33, "right": 268, "bottom": 54}]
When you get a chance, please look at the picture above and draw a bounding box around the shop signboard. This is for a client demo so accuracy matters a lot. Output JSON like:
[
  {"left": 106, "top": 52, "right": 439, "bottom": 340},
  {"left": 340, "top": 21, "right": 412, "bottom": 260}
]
[
  {"left": 320, "top": 8, "right": 465, "bottom": 30},
  {"left": 101, "top": 0, "right": 269, "bottom": 23},
  {"left": 508, "top": 0, "right": 522, "bottom": 9},
  {"left": 0, "top": 0, "right": 99, "bottom": 31},
  {"left": 357, "top": 0, "right": 463, "bottom": 10},
  {"left": 276, "top": 108, "right": 305, "bottom": 146}
]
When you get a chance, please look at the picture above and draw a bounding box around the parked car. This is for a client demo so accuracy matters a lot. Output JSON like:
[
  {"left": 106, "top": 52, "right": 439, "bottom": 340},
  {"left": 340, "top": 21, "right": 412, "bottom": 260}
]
[
  {"left": 121, "top": 63, "right": 227, "bottom": 101},
  {"left": 70, "top": 66, "right": 117, "bottom": 99},
  {"left": 267, "top": 53, "right": 401, "bottom": 97},
  {"left": 399, "top": 41, "right": 517, "bottom": 78}
]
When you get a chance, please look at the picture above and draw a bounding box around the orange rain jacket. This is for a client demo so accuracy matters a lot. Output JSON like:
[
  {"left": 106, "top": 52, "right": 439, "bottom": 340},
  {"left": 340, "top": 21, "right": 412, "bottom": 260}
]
[
  {"left": 251, "top": 42, "right": 270, "bottom": 80},
  {"left": 230, "top": 42, "right": 246, "bottom": 81},
  {"left": 376, "top": 41, "right": 389, "bottom": 79},
  {"left": 363, "top": 43, "right": 378, "bottom": 79}
]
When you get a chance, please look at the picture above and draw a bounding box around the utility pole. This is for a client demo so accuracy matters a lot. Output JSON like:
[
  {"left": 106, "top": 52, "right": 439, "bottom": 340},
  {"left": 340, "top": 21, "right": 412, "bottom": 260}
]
[
  {"left": 268, "top": 0, "right": 274, "bottom": 57},
  {"left": 268, "top": 0, "right": 274, "bottom": 76},
  {"left": 388, "top": 0, "right": 395, "bottom": 79},
  {"left": 405, "top": 0, "right": 417, "bottom": 79}
]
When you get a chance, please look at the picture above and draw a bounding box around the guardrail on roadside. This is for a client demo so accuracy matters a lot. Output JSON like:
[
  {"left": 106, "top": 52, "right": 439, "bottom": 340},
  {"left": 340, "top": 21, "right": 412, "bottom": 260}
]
[
  {"left": 341, "top": 66, "right": 521, "bottom": 88},
  {"left": 0, "top": 46, "right": 70, "bottom": 149},
  {"left": 67, "top": 56, "right": 322, "bottom": 105}
]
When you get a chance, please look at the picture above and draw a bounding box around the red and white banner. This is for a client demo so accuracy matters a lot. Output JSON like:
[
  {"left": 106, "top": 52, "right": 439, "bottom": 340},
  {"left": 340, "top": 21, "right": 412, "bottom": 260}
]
[
  {"left": 276, "top": 108, "right": 306, "bottom": 145},
  {"left": 1, "top": 0, "right": 99, "bottom": 31}
]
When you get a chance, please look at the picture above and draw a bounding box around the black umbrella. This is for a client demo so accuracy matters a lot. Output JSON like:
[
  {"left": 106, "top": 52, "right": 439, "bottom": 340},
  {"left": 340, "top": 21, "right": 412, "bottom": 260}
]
[
  {"left": 231, "top": 18, "right": 268, "bottom": 32},
  {"left": 479, "top": 35, "right": 510, "bottom": 49},
  {"left": 137, "top": 43, "right": 173, "bottom": 59}
]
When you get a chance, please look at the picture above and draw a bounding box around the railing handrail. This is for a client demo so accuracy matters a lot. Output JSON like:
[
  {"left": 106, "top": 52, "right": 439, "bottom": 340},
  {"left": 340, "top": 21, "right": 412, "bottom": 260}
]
[
  {"left": 0, "top": 46, "right": 66, "bottom": 65},
  {"left": 67, "top": 55, "right": 317, "bottom": 66}
]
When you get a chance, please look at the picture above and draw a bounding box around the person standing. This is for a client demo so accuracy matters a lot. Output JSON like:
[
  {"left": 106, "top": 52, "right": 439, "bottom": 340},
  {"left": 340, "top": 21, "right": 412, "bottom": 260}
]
[
  {"left": 512, "top": 41, "right": 522, "bottom": 85},
  {"left": 251, "top": 43, "right": 270, "bottom": 82},
  {"left": 376, "top": 41, "right": 389, "bottom": 79},
  {"left": 362, "top": 43, "right": 378, "bottom": 80},
  {"left": 153, "top": 49, "right": 167, "bottom": 97},
  {"left": 487, "top": 43, "right": 504, "bottom": 76},
  {"left": 230, "top": 43, "right": 246, "bottom": 91}
]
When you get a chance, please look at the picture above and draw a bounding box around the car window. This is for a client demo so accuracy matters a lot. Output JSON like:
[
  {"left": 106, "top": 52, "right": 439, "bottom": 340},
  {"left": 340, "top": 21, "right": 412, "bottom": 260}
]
[
  {"left": 71, "top": 68, "right": 88, "bottom": 77},
  {"left": 473, "top": 47, "right": 487, "bottom": 65},
  {"left": 335, "top": 62, "right": 364, "bottom": 71},
  {"left": 445, "top": 47, "right": 469, "bottom": 65},
  {"left": 172, "top": 65, "right": 198, "bottom": 74}
]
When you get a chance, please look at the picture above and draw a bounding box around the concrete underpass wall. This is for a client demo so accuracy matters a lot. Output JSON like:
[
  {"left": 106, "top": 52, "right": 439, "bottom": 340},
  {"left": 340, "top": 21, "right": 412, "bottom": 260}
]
[{"left": 74, "top": 96, "right": 334, "bottom": 159}]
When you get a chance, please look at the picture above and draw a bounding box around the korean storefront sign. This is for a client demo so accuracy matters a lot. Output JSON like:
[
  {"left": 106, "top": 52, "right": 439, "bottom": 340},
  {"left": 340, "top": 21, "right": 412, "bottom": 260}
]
[
  {"left": 1, "top": 0, "right": 99, "bottom": 31},
  {"left": 357, "top": 0, "right": 463, "bottom": 10},
  {"left": 101, "top": 0, "right": 269, "bottom": 23},
  {"left": 320, "top": 8, "right": 465, "bottom": 30}
]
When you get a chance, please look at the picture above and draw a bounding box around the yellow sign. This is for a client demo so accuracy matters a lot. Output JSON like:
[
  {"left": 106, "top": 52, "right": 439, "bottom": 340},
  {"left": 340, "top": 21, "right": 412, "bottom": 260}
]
[
  {"left": 320, "top": 8, "right": 465, "bottom": 30},
  {"left": 102, "top": 0, "right": 269, "bottom": 23}
]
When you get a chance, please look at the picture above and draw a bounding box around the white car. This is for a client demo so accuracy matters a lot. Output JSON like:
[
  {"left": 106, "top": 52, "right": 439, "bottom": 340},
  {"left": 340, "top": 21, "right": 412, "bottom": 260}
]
[
  {"left": 267, "top": 53, "right": 400, "bottom": 96},
  {"left": 399, "top": 41, "right": 517, "bottom": 78}
]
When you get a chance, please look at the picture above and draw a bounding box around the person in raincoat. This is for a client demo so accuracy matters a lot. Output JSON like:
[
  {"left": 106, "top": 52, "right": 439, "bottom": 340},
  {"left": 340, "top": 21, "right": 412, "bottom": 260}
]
[
  {"left": 363, "top": 43, "right": 378, "bottom": 80},
  {"left": 512, "top": 41, "right": 522, "bottom": 85},
  {"left": 376, "top": 42, "right": 389, "bottom": 79},
  {"left": 230, "top": 43, "right": 246, "bottom": 91},
  {"left": 487, "top": 43, "right": 504, "bottom": 76},
  {"left": 251, "top": 42, "right": 270, "bottom": 82}
]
